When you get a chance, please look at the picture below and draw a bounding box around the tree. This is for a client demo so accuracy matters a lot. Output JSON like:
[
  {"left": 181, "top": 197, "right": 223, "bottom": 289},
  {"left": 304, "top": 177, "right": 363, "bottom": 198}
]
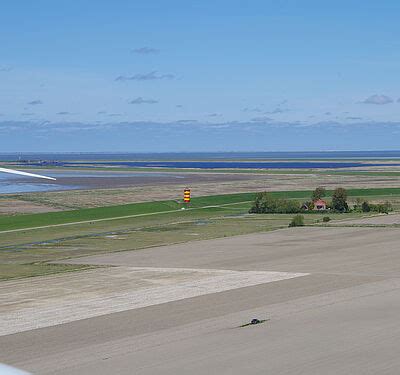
[
  {"left": 311, "top": 187, "right": 326, "bottom": 201},
  {"left": 361, "top": 201, "right": 371, "bottom": 212},
  {"left": 332, "top": 187, "right": 348, "bottom": 212}
]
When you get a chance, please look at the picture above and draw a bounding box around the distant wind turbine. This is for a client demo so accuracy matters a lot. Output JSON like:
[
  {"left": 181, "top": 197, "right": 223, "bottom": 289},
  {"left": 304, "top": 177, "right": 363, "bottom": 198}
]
[{"left": 0, "top": 167, "right": 56, "bottom": 181}]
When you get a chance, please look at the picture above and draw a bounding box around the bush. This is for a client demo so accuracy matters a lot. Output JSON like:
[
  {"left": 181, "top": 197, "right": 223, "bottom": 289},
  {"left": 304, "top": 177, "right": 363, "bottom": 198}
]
[
  {"left": 372, "top": 201, "right": 392, "bottom": 214},
  {"left": 249, "top": 192, "right": 302, "bottom": 214},
  {"left": 322, "top": 216, "right": 331, "bottom": 222},
  {"left": 289, "top": 215, "right": 304, "bottom": 227},
  {"left": 359, "top": 200, "right": 392, "bottom": 214}
]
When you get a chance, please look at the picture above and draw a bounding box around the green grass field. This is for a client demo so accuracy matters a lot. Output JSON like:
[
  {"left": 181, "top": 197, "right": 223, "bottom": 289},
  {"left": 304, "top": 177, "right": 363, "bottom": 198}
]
[
  {"left": 1, "top": 187, "right": 399, "bottom": 280},
  {"left": 1, "top": 188, "right": 400, "bottom": 232}
]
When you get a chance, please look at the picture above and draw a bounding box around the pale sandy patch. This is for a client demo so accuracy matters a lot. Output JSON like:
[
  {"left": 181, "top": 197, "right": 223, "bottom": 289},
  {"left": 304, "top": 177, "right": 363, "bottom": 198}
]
[{"left": 0, "top": 266, "right": 308, "bottom": 336}]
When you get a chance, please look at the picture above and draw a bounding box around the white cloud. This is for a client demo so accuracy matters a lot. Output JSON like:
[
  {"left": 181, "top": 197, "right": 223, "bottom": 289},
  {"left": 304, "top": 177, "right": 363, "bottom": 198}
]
[
  {"left": 362, "top": 95, "right": 393, "bottom": 105},
  {"left": 129, "top": 97, "right": 158, "bottom": 105}
]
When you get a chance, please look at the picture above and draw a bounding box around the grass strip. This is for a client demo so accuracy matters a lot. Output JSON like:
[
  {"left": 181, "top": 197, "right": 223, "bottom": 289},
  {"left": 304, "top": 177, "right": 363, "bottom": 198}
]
[{"left": 1, "top": 188, "right": 400, "bottom": 232}]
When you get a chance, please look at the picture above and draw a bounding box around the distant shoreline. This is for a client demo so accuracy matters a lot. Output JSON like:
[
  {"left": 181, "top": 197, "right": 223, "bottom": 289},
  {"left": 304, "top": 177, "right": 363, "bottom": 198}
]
[{"left": 2, "top": 150, "right": 400, "bottom": 162}]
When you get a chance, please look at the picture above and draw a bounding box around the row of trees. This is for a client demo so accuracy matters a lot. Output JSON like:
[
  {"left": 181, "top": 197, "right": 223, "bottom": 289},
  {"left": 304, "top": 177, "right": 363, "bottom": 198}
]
[
  {"left": 249, "top": 193, "right": 302, "bottom": 214},
  {"left": 249, "top": 187, "right": 392, "bottom": 214}
]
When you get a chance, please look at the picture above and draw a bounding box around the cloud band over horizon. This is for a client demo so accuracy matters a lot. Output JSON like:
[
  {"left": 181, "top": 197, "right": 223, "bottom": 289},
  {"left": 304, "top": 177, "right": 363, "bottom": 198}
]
[{"left": 2, "top": 119, "right": 400, "bottom": 152}]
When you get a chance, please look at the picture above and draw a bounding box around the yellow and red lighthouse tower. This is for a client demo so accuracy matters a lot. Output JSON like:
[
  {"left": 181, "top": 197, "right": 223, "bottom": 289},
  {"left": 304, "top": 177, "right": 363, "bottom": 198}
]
[{"left": 183, "top": 188, "right": 191, "bottom": 203}]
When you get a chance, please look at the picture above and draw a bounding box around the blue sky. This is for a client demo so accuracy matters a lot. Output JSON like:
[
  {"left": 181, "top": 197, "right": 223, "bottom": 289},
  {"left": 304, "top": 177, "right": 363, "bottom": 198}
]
[{"left": 1, "top": 1, "right": 400, "bottom": 151}]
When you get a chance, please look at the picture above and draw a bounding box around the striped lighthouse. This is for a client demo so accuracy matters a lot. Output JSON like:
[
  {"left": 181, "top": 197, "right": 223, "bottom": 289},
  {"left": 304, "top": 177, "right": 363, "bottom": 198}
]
[{"left": 183, "top": 188, "right": 191, "bottom": 203}]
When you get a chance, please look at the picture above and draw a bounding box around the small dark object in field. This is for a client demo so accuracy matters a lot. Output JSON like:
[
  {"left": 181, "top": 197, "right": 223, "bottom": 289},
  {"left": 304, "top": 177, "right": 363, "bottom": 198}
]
[
  {"left": 240, "top": 318, "right": 268, "bottom": 327},
  {"left": 323, "top": 216, "right": 331, "bottom": 222}
]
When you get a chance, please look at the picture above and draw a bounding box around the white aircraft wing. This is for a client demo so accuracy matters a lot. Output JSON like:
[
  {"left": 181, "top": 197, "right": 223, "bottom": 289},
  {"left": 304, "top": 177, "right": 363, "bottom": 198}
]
[
  {"left": 0, "top": 363, "right": 31, "bottom": 374},
  {"left": 0, "top": 167, "right": 56, "bottom": 181}
]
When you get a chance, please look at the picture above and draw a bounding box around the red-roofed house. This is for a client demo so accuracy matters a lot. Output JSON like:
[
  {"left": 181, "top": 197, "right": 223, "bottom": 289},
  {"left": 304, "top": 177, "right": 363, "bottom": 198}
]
[{"left": 313, "top": 199, "right": 327, "bottom": 210}]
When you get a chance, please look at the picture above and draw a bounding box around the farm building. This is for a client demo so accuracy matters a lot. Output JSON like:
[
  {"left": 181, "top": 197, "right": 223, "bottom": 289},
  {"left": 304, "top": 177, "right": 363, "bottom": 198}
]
[{"left": 313, "top": 199, "right": 327, "bottom": 210}]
